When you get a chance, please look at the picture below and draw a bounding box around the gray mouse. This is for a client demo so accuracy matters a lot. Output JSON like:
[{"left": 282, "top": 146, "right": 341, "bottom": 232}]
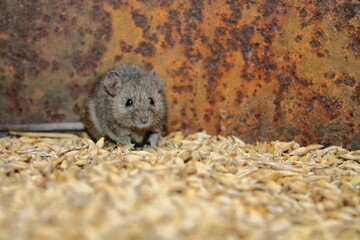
[{"left": 83, "top": 64, "right": 167, "bottom": 147}]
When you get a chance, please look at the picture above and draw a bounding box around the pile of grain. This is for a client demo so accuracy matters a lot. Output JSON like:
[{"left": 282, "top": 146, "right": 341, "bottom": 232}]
[{"left": 0, "top": 132, "right": 359, "bottom": 239}]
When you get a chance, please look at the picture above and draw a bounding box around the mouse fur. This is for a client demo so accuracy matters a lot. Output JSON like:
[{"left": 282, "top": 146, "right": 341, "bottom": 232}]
[{"left": 83, "top": 64, "right": 167, "bottom": 147}]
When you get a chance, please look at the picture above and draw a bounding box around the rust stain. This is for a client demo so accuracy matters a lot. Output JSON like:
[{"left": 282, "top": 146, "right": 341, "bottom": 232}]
[
  {"left": 0, "top": 0, "right": 359, "bottom": 149},
  {"left": 30, "top": 88, "right": 45, "bottom": 103}
]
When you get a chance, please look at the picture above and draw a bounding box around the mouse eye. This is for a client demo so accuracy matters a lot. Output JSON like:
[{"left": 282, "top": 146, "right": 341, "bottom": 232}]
[
  {"left": 149, "top": 98, "right": 155, "bottom": 105},
  {"left": 125, "top": 99, "right": 133, "bottom": 107}
]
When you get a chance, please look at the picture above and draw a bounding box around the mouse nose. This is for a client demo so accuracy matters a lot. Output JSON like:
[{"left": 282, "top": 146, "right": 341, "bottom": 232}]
[{"left": 139, "top": 117, "right": 148, "bottom": 124}]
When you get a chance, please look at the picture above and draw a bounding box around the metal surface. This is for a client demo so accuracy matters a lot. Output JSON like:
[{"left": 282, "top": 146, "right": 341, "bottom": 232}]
[
  {"left": 0, "top": 122, "right": 84, "bottom": 131},
  {"left": 0, "top": 0, "right": 359, "bottom": 149}
]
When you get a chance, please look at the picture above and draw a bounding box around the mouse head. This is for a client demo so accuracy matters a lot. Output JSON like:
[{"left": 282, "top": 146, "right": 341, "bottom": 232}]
[
  {"left": 103, "top": 69, "right": 163, "bottom": 96},
  {"left": 103, "top": 66, "right": 167, "bottom": 130}
]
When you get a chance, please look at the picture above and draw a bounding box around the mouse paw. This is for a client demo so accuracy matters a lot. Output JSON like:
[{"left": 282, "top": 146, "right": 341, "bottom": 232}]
[{"left": 148, "top": 132, "right": 160, "bottom": 148}]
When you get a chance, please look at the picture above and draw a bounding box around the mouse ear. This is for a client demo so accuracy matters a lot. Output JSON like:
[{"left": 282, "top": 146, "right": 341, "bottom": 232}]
[
  {"left": 103, "top": 71, "right": 122, "bottom": 96},
  {"left": 148, "top": 70, "right": 164, "bottom": 91}
]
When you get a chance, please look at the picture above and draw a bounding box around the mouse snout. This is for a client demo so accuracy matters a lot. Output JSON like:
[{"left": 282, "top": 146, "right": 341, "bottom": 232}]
[
  {"left": 139, "top": 116, "right": 149, "bottom": 124},
  {"left": 135, "top": 112, "right": 152, "bottom": 128}
]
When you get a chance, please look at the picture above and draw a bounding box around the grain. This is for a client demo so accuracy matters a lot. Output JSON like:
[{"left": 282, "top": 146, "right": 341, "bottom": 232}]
[{"left": 0, "top": 132, "right": 359, "bottom": 239}]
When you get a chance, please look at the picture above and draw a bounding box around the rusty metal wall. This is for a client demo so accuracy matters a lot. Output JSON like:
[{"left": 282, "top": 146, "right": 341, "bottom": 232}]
[{"left": 0, "top": 0, "right": 359, "bottom": 149}]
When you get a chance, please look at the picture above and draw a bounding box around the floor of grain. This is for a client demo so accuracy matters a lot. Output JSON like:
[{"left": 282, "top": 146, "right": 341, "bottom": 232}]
[{"left": 0, "top": 132, "right": 359, "bottom": 240}]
